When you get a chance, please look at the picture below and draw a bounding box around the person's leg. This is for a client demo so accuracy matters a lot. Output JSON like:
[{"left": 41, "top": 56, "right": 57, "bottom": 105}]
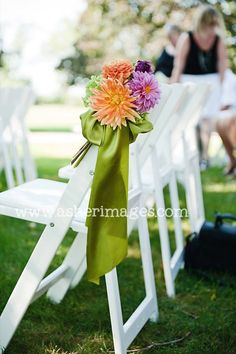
[
  {"left": 198, "top": 118, "right": 214, "bottom": 169},
  {"left": 216, "top": 117, "right": 236, "bottom": 175},
  {"left": 201, "top": 119, "right": 214, "bottom": 160},
  {"left": 196, "top": 123, "right": 203, "bottom": 160}
]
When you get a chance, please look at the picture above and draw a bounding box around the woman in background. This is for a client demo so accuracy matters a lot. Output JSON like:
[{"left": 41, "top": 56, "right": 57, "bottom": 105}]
[{"left": 170, "top": 5, "right": 227, "bottom": 169}]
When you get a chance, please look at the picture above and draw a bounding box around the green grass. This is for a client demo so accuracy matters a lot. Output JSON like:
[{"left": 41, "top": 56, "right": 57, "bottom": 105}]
[
  {"left": 0, "top": 161, "right": 236, "bottom": 354},
  {"left": 26, "top": 104, "right": 82, "bottom": 133},
  {"left": 30, "top": 127, "right": 73, "bottom": 133}
]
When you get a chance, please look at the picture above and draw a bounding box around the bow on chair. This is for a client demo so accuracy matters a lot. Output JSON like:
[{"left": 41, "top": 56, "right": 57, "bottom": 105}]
[{"left": 71, "top": 110, "right": 153, "bottom": 284}]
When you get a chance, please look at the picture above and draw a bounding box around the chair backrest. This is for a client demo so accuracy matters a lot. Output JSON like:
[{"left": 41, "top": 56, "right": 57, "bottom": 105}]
[
  {"left": 138, "top": 83, "right": 187, "bottom": 165},
  {"left": 0, "top": 88, "right": 22, "bottom": 187},
  {"left": 136, "top": 83, "right": 209, "bottom": 179},
  {"left": 132, "top": 83, "right": 187, "bottom": 188},
  {"left": 11, "top": 86, "right": 37, "bottom": 181},
  {"left": 11, "top": 86, "right": 35, "bottom": 136},
  {"left": 0, "top": 88, "right": 19, "bottom": 132},
  {"left": 137, "top": 84, "right": 173, "bottom": 151},
  {"left": 170, "top": 82, "right": 210, "bottom": 153},
  {"left": 0, "top": 86, "right": 36, "bottom": 187}
]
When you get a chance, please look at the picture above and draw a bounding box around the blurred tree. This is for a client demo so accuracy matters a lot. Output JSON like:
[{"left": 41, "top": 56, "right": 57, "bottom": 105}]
[
  {"left": 57, "top": 0, "right": 236, "bottom": 84},
  {"left": 0, "top": 37, "right": 5, "bottom": 69},
  {"left": 0, "top": 50, "right": 4, "bottom": 68}
]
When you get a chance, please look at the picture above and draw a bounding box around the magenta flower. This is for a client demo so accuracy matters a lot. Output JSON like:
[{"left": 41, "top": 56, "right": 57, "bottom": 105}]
[
  {"left": 135, "top": 60, "right": 153, "bottom": 74},
  {"left": 128, "top": 71, "right": 161, "bottom": 113}
]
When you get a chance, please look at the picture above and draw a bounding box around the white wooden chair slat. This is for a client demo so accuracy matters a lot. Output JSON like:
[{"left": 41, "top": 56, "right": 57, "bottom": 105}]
[
  {"left": 0, "top": 88, "right": 18, "bottom": 188},
  {"left": 13, "top": 87, "right": 37, "bottom": 181},
  {"left": 0, "top": 86, "right": 37, "bottom": 189}
]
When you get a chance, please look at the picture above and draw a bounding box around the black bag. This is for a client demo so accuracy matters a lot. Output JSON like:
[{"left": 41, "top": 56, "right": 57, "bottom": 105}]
[{"left": 184, "top": 213, "right": 236, "bottom": 274}]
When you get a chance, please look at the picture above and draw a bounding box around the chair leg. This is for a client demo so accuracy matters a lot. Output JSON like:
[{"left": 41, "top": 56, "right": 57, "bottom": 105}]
[
  {"left": 47, "top": 232, "right": 87, "bottom": 303},
  {"left": 105, "top": 269, "right": 126, "bottom": 354},
  {"left": 183, "top": 150, "right": 196, "bottom": 232},
  {"left": 192, "top": 155, "right": 205, "bottom": 229},
  {"left": 169, "top": 171, "right": 184, "bottom": 251},
  {"left": 105, "top": 196, "right": 158, "bottom": 354},
  {"left": 137, "top": 197, "right": 158, "bottom": 321},
  {"left": 183, "top": 139, "right": 205, "bottom": 232},
  {"left": 0, "top": 224, "right": 68, "bottom": 351},
  {"left": 151, "top": 149, "right": 175, "bottom": 298},
  {"left": 70, "top": 257, "right": 87, "bottom": 289}
]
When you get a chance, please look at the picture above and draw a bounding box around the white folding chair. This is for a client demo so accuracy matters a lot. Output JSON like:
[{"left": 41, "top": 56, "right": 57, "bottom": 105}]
[
  {"left": 170, "top": 82, "right": 210, "bottom": 232},
  {"left": 138, "top": 83, "right": 188, "bottom": 297},
  {"left": 58, "top": 84, "right": 187, "bottom": 298},
  {"left": 0, "top": 140, "right": 158, "bottom": 353},
  {"left": 57, "top": 83, "right": 209, "bottom": 298},
  {"left": 0, "top": 87, "right": 36, "bottom": 189},
  {"left": 140, "top": 82, "right": 209, "bottom": 297}
]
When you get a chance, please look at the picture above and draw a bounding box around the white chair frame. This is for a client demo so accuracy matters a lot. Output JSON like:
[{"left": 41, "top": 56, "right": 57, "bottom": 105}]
[
  {"left": 58, "top": 84, "right": 186, "bottom": 297},
  {"left": 0, "top": 140, "right": 158, "bottom": 353}
]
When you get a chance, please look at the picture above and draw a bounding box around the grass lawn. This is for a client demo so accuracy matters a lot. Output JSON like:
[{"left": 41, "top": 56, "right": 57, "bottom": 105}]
[
  {"left": 26, "top": 105, "right": 83, "bottom": 133},
  {"left": 0, "top": 159, "right": 236, "bottom": 354}
]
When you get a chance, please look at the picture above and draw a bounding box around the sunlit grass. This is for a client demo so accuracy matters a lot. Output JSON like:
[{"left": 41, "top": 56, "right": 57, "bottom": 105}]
[{"left": 204, "top": 182, "right": 236, "bottom": 193}]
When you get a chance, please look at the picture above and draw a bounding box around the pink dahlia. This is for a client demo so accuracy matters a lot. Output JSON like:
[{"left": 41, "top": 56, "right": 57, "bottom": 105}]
[{"left": 128, "top": 71, "right": 161, "bottom": 113}]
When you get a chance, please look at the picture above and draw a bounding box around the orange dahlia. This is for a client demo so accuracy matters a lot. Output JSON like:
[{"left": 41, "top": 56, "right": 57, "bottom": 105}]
[
  {"left": 102, "top": 59, "right": 133, "bottom": 83},
  {"left": 90, "top": 78, "right": 140, "bottom": 129}
]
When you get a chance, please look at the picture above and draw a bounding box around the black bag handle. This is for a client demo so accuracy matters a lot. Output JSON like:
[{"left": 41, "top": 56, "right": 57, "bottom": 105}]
[{"left": 215, "top": 212, "right": 236, "bottom": 227}]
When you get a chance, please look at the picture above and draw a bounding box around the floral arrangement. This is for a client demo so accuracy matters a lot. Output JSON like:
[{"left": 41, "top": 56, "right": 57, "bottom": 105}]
[
  {"left": 83, "top": 59, "right": 161, "bottom": 129},
  {"left": 74, "top": 59, "right": 161, "bottom": 284}
]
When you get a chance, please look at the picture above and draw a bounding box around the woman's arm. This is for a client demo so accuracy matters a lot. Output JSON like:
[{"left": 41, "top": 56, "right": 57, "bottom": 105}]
[
  {"left": 217, "top": 37, "right": 227, "bottom": 83},
  {"left": 170, "top": 33, "right": 190, "bottom": 83}
]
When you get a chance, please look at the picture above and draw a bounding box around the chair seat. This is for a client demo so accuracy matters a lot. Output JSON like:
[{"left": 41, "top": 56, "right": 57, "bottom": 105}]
[
  {"left": 0, "top": 178, "right": 141, "bottom": 233},
  {"left": 0, "top": 179, "right": 90, "bottom": 231}
]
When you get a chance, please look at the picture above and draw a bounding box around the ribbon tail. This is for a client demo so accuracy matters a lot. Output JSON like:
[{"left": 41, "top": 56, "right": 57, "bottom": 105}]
[{"left": 86, "top": 126, "right": 129, "bottom": 284}]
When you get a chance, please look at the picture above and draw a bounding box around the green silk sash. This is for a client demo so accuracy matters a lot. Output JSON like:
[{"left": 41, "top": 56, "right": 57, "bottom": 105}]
[{"left": 71, "top": 110, "right": 153, "bottom": 284}]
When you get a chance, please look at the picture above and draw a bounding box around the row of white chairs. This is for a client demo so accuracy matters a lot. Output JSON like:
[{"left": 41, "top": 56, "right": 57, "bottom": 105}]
[
  {"left": 0, "top": 82, "right": 208, "bottom": 353},
  {"left": 0, "top": 86, "right": 37, "bottom": 189}
]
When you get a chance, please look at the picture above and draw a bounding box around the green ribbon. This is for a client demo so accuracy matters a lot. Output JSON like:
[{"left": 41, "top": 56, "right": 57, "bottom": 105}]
[{"left": 71, "top": 110, "right": 153, "bottom": 284}]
